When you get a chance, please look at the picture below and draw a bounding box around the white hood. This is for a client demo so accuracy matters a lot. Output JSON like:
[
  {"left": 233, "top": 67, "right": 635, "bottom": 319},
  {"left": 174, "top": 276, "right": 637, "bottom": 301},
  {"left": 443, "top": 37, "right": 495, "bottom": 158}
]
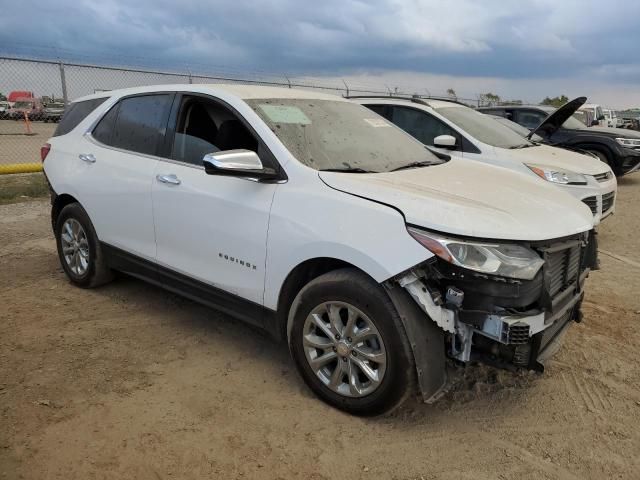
[
  {"left": 319, "top": 159, "right": 594, "bottom": 241},
  {"left": 495, "top": 144, "right": 610, "bottom": 176}
]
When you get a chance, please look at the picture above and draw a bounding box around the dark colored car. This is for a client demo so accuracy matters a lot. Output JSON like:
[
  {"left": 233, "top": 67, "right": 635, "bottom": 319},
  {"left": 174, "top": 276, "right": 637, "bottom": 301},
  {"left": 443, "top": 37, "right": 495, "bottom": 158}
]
[
  {"left": 479, "top": 98, "right": 640, "bottom": 176},
  {"left": 42, "top": 102, "right": 66, "bottom": 123}
]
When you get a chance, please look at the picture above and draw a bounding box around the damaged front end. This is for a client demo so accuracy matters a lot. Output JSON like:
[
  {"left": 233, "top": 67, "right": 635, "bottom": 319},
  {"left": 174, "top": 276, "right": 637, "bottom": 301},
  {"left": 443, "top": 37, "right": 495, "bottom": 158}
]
[{"left": 387, "top": 228, "right": 597, "bottom": 402}]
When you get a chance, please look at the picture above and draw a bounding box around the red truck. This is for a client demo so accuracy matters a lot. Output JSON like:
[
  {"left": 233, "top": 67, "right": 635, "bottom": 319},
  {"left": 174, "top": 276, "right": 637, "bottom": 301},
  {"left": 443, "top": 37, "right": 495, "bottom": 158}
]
[{"left": 7, "top": 91, "right": 34, "bottom": 104}]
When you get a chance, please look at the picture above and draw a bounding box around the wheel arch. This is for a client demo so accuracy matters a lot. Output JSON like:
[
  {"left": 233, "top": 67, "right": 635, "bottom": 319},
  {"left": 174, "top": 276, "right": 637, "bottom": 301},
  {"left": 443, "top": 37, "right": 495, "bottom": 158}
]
[
  {"left": 51, "top": 193, "right": 80, "bottom": 231},
  {"left": 274, "top": 257, "right": 372, "bottom": 341},
  {"left": 574, "top": 142, "right": 615, "bottom": 165}
]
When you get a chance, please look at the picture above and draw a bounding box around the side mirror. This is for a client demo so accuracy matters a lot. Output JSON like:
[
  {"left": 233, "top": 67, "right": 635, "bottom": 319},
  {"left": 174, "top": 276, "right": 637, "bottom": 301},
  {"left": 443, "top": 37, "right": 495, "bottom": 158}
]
[
  {"left": 203, "top": 149, "right": 278, "bottom": 180},
  {"left": 433, "top": 134, "right": 457, "bottom": 149},
  {"left": 590, "top": 120, "right": 600, "bottom": 127}
]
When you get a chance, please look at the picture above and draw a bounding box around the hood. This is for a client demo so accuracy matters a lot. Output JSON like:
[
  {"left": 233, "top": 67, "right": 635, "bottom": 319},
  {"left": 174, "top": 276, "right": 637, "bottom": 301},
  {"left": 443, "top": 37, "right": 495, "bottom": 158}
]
[
  {"left": 319, "top": 159, "right": 594, "bottom": 241},
  {"left": 496, "top": 144, "right": 610, "bottom": 176},
  {"left": 584, "top": 126, "right": 640, "bottom": 139},
  {"left": 529, "top": 97, "right": 586, "bottom": 139}
]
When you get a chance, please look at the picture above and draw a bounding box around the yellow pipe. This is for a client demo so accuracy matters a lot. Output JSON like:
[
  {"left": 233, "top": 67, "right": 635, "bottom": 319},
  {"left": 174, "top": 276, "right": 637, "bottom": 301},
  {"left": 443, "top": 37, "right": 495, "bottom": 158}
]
[{"left": 0, "top": 163, "right": 43, "bottom": 175}]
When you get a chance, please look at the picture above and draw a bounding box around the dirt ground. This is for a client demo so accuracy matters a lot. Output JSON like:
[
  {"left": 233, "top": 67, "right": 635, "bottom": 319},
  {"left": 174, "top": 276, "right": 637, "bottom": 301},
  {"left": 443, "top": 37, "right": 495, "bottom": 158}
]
[
  {"left": 0, "top": 120, "right": 55, "bottom": 166},
  {"left": 1, "top": 176, "right": 639, "bottom": 480}
]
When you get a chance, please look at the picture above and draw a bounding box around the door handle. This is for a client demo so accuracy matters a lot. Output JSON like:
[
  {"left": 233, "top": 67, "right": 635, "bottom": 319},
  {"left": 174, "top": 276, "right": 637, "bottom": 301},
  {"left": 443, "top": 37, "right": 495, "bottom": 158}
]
[
  {"left": 79, "top": 153, "right": 96, "bottom": 163},
  {"left": 156, "top": 174, "right": 181, "bottom": 185}
]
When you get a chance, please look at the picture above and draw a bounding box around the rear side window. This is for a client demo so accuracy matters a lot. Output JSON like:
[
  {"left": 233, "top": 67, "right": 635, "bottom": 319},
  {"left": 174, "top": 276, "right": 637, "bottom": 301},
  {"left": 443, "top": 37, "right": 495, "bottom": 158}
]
[
  {"left": 53, "top": 97, "right": 107, "bottom": 137},
  {"left": 92, "top": 94, "right": 173, "bottom": 156},
  {"left": 515, "top": 110, "right": 547, "bottom": 130}
]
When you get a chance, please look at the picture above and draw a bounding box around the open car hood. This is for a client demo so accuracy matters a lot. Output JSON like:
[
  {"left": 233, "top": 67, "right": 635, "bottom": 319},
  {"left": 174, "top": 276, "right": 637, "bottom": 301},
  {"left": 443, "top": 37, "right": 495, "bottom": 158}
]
[
  {"left": 529, "top": 97, "right": 586, "bottom": 139},
  {"left": 319, "top": 159, "right": 594, "bottom": 241}
]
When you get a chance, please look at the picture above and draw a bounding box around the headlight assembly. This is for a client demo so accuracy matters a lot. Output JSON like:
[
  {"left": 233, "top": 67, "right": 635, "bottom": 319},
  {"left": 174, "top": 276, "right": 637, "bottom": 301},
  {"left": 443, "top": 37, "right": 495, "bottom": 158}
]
[
  {"left": 615, "top": 137, "right": 640, "bottom": 148},
  {"left": 408, "top": 228, "right": 544, "bottom": 280},
  {"left": 525, "top": 164, "right": 587, "bottom": 185}
]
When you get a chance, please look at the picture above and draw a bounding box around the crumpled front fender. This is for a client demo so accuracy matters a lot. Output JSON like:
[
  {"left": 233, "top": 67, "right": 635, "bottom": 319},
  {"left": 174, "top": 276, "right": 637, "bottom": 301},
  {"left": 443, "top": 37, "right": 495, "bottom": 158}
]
[{"left": 383, "top": 281, "right": 448, "bottom": 403}]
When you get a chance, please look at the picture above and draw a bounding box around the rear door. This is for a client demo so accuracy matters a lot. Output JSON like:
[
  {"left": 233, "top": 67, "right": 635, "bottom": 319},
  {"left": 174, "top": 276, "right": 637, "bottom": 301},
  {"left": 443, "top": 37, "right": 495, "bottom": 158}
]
[
  {"left": 151, "top": 93, "right": 278, "bottom": 322},
  {"left": 82, "top": 93, "right": 174, "bottom": 261}
]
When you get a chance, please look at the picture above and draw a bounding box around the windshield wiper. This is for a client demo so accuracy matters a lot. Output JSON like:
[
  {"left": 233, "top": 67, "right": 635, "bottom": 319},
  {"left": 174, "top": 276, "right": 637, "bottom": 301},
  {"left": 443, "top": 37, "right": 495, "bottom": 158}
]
[
  {"left": 508, "top": 144, "right": 535, "bottom": 149},
  {"left": 319, "top": 167, "right": 377, "bottom": 173},
  {"left": 389, "top": 161, "right": 437, "bottom": 172}
]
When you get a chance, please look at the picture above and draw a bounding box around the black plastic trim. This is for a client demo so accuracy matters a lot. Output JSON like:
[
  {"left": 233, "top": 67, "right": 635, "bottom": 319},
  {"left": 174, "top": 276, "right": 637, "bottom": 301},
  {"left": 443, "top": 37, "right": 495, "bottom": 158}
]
[{"left": 101, "top": 243, "right": 278, "bottom": 336}]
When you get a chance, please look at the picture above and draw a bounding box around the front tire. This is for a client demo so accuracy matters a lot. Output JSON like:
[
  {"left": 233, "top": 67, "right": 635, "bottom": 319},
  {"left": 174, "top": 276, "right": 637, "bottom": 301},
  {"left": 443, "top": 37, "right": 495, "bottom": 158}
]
[
  {"left": 55, "top": 203, "right": 113, "bottom": 288},
  {"left": 288, "top": 268, "right": 415, "bottom": 416}
]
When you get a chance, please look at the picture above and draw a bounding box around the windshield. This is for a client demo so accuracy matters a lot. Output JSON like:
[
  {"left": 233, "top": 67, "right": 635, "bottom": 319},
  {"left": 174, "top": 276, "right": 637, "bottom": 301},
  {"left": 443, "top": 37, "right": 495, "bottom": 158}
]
[
  {"left": 491, "top": 116, "right": 544, "bottom": 142},
  {"left": 572, "top": 111, "right": 588, "bottom": 125},
  {"left": 436, "top": 106, "right": 533, "bottom": 148},
  {"left": 247, "top": 98, "right": 442, "bottom": 172},
  {"left": 561, "top": 115, "right": 587, "bottom": 129}
]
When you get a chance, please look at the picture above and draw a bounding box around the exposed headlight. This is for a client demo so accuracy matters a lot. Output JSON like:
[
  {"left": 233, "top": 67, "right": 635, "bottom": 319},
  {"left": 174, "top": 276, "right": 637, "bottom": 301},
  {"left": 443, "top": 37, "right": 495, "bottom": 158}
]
[
  {"left": 615, "top": 137, "right": 640, "bottom": 148},
  {"left": 525, "top": 164, "right": 587, "bottom": 185},
  {"left": 407, "top": 228, "right": 545, "bottom": 280}
]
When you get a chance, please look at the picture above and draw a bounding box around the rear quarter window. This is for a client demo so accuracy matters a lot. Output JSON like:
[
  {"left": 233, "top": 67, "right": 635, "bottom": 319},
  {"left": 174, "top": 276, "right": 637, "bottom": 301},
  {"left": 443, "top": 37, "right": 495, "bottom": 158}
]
[{"left": 53, "top": 97, "right": 108, "bottom": 137}]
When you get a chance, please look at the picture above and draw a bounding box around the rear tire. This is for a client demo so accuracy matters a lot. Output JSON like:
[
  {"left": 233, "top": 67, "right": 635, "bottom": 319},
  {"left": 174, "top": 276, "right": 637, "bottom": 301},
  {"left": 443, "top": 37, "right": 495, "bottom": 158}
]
[
  {"left": 288, "top": 268, "right": 415, "bottom": 416},
  {"left": 55, "top": 203, "right": 113, "bottom": 288}
]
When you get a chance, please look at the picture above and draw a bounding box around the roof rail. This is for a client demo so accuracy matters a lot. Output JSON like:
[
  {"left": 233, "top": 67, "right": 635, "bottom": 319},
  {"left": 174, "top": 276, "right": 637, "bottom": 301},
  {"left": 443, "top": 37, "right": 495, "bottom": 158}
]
[{"left": 345, "top": 94, "right": 469, "bottom": 107}]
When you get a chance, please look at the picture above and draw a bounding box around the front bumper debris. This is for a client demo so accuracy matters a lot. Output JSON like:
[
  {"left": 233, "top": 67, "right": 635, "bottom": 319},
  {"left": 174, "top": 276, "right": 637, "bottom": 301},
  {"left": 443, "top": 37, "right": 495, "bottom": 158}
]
[{"left": 395, "top": 233, "right": 593, "bottom": 381}]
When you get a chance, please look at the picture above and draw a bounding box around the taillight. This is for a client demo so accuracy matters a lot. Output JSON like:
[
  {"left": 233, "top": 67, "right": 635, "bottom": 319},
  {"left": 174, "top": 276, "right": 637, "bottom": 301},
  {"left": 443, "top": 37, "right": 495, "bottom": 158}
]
[{"left": 40, "top": 143, "right": 51, "bottom": 162}]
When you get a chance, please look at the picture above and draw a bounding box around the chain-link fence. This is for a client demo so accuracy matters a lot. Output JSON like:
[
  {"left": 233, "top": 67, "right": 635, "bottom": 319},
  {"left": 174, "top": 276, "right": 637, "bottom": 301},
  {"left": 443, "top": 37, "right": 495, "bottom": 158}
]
[{"left": 0, "top": 55, "right": 480, "bottom": 174}]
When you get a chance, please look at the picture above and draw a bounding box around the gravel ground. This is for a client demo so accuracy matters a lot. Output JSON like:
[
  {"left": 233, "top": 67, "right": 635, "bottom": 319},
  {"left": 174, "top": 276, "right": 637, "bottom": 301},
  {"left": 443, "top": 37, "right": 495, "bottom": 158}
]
[{"left": 1, "top": 176, "right": 639, "bottom": 479}]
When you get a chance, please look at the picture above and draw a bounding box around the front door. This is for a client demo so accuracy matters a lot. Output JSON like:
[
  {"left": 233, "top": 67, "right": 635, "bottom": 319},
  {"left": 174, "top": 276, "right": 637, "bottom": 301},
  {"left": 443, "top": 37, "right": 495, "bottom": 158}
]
[{"left": 151, "top": 94, "right": 278, "bottom": 324}]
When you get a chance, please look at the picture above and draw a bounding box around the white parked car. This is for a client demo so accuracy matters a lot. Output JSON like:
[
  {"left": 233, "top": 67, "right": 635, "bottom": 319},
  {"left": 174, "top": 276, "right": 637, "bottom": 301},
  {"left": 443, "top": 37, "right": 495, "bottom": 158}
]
[
  {"left": 354, "top": 97, "right": 617, "bottom": 224},
  {"left": 43, "top": 85, "right": 596, "bottom": 415},
  {"left": 602, "top": 109, "right": 620, "bottom": 128}
]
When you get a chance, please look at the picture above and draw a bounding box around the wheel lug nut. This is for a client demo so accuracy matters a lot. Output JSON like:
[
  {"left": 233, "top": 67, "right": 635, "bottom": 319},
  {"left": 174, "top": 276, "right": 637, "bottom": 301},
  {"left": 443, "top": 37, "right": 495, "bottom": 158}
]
[
  {"left": 332, "top": 346, "right": 337, "bottom": 352},
  {"left": 347, "top": 337, "right": 352, "bottom": 343},
  {"left": 342, "top": 357, "right": 347, "bottom": 362},
  {"left": 335, "top": 334, "right": 340, "bottom": 340},
  {"left": 351, "top": 350, "right": 357, "bottom": 356}
]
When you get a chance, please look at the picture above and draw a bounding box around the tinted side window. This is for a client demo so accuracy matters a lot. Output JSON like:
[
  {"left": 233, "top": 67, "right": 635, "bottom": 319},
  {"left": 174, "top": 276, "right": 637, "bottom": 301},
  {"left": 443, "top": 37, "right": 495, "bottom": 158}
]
[
  {"left": 479, "top": 109, "right": 506, "bottom": 117},
  {"left": 170, "top": 96, "right": 261, "bottom": 166},
  {"left": 96, "top": 94, "right": 172, "bottom": 156},
  {"left": 364, "top": 104, "right": 391, "bottom": 120},
  {"left": 53, "top": 97, "right": 108, "bottom": 137},
  {"left": 390, "top": 106, "right": 460, "bottom": 148},
  {"left": 92, "top": 103, "right": 119, "bottom": 145},
  {"left": 515, "top": 110, "right": 547, "bottom": 130}
]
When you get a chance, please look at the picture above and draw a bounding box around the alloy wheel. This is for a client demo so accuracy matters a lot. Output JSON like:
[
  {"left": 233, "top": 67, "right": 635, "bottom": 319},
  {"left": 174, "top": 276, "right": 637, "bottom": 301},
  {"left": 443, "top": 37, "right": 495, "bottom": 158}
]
[
  {"left": 60, "top": 218, "right": 90, "bottom": 276},
  {"left": 302, "top": 301, "right": 387, "bottom": 397}
]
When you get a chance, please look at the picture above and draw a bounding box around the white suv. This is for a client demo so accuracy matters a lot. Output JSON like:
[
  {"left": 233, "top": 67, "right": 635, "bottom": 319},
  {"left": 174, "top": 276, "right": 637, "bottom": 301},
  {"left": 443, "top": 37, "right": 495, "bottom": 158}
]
[
  {"left": 355, "top": 97, "right": 617, "bottom": 224},
  {"left": 43, "top": 85, "right": 596, "bottom": 415}
]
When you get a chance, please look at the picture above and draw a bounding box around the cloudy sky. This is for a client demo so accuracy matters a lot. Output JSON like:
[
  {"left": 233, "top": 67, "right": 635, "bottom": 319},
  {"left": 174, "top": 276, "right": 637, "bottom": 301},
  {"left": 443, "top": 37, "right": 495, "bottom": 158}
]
[{"left": 1, "top": 0, "right": 640, "bottom": 108}]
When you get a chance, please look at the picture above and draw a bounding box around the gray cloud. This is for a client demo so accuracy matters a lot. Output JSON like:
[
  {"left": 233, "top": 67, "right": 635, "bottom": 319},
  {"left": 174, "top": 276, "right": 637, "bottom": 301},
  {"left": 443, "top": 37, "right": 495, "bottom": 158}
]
[{"left": 1, "top": 0, "right": 639, "bottom": 106}]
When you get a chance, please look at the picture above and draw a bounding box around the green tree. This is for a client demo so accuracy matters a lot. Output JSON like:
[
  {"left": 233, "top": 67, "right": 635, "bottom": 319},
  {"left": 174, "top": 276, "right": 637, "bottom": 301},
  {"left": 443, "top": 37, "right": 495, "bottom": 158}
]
[
  {"left": 446, "top": 88, "right": 457, "bottom": 100},
  {"left": 479, "top": 92, "right": 501, "bottom": 106},
  {"left": 540, "top": 95, "right": 569, "bottom": 107}
]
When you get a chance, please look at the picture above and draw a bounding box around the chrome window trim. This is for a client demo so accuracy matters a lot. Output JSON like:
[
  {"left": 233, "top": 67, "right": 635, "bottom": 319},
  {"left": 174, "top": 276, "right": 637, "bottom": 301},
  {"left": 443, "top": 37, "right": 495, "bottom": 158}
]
[{"left": 84, "top": 132, "right": 204, "bottom": 171}]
